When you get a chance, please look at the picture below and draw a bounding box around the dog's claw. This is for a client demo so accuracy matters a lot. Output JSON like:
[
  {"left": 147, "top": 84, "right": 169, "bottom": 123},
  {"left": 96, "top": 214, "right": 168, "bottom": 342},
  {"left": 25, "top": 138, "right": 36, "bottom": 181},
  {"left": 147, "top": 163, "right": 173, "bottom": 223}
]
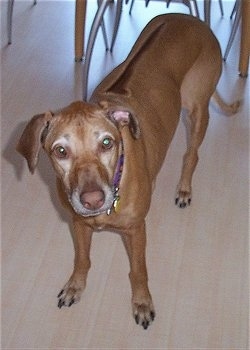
[
  {"left": 135, "top": 314, "right": 139, "bottom": 325},
  {"left": 180, "top": 201, "right": 187, "bottom": 208},
  {"left": 57, "top": 289, "right": 64, "bottom": 298},
  {"left": 142, "top": 320, "right": 149, "bottom": 330},
  {"left": 133, "top": 303, "right": 155, "bottom": 329},
  {"left": 58, "top": 293, "right": 76, "bottom": 309},
  {"left": 58, "top": 298, "right": 65, "bottom": 309},
  {"left": 57, "top": 278, "right": 85, "bottom": 309},
  {"left": 68, "top": 298, "right": 75, "bottom": 307},
  {"left": 150, "top": 311, "right": 156, "bottom": 321},
  {"left": 175, "top": 191, "right": 192, "bottom": 208}
]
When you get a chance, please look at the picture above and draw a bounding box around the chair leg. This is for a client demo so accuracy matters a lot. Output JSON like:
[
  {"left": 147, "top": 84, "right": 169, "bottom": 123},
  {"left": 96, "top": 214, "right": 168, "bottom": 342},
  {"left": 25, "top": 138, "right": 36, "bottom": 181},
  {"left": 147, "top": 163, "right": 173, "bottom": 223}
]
[
  {"left": 7, "top": 0, "right": 14, "bottom": 44},
  {"left": 166, "top": 0, "right": 199, "bottom": 18},
  {"left": 110, "top": 0, "right": 123, "bottom": 52},
  {"left": 82, "top": 0, "right": 111, "bottom": 100},
  {"left": 98, "top": 0, "right": 109, "bottom": 50},
  {"left": 204, "top": 0, "right": 211, "bottom": 26},
  {"left": 223, "top": 0, "right": 241, "bottom": 61},
  {"left": 75, "top": 0, "right": 87, "bottom": 61},
  {"left": 218, "top": 0, "right": 224, "bottom": 17},
  {"left": 128, "top": 0, "right": 135, "bottom": 15},
  {"left": 7, "top": 0, "right": 37, "bottom": 45},
  {"left": 192, "top": 0, "right": 200, "bottom": 18},
  {"left": 230, "top": 0, "right": 237, "bottom": 19},
  {"left": 128, "top": 0, "right": 152, "bottom": 15},
  {"left": 182, "top": 0, "right": 193, "bottom": 15}
]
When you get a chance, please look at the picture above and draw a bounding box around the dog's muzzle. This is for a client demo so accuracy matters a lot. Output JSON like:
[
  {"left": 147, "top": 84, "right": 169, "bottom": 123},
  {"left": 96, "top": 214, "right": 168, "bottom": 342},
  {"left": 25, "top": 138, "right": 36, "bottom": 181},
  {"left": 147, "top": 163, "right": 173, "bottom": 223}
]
[
  {"left": 68, "top": 139, "right": 124, "bottom": 217},
  {"left": 80, "top": 186, "right": 105, "bottom": 211},
  {"left": 69, "top": 185, "right": 114, "bottom": 217}
]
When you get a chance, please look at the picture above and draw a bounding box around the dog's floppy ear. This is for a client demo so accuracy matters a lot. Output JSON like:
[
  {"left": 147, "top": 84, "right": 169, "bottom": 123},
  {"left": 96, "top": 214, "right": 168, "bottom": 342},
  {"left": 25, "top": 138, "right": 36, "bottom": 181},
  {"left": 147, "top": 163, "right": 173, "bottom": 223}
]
[
  {"left": 99, "top": 101, "right": 140, "bottom": 139},
  {"left": 16, "top": 112, "right": 53, "bottom": 173}
]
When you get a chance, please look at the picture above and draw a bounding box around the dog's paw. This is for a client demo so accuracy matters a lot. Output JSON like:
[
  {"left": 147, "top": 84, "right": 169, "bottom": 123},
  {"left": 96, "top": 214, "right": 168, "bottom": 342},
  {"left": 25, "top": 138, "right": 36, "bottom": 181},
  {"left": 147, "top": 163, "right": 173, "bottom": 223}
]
[
  {"left": 133, "top": 302, "right": 155, "bottom": 330},
  {"left": 175, "top": 190, "right": 191, "bottom": 208},
  {"left": 57, "top": 278, "right": 85, "bottom": 308}
]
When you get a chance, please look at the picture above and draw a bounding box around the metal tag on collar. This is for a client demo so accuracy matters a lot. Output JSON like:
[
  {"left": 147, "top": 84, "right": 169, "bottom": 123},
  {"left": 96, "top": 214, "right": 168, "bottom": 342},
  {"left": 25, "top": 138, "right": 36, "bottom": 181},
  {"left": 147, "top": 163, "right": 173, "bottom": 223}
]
[
  {"left": 106, "top": 139, "right": 124, "bottom": 216},
  {"left": 113, "top": 193, "right": 120, "bottom": 213},
  {"left": 107, "top": 187, "right": 120, "bottom": 215}
]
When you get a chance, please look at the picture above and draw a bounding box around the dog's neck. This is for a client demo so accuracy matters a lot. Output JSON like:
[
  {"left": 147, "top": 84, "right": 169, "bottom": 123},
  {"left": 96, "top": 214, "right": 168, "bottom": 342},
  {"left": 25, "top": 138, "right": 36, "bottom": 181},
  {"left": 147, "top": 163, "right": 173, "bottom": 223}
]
[{"left": 106, "top": 139, "right": 124, "bottom": 215}]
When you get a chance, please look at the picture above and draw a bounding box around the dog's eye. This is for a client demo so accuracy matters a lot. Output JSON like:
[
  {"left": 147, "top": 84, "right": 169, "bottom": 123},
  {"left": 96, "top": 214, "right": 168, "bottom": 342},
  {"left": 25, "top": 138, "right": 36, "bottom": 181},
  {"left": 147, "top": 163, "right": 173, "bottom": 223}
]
[
  {"left": 102, "top": 137, "right": 113, "bottom": 150},
  {"left": 54, "top": 145, "right": 68, "bottom": 159}
]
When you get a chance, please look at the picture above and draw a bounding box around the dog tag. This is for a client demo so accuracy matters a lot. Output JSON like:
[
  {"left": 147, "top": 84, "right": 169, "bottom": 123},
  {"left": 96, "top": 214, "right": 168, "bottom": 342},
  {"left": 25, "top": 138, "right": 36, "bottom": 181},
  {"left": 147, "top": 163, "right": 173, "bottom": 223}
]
[{"left": 113, "top": 196, "right": 120, "bottom": 213}]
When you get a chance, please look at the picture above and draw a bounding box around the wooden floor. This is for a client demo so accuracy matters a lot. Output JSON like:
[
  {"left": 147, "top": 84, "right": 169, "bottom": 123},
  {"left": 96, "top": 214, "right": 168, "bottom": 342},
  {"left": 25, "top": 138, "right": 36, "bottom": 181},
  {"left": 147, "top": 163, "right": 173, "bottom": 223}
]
[{"left": 1, "top": 1, "right": 249, "bottom": 348}]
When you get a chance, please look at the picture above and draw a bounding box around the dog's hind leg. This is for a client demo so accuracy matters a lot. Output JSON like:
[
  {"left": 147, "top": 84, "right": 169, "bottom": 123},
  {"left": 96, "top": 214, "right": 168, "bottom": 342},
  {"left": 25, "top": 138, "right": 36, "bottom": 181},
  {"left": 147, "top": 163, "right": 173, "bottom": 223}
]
[{"left": 175, "top": 104, "right": 209, "bottom": 208}]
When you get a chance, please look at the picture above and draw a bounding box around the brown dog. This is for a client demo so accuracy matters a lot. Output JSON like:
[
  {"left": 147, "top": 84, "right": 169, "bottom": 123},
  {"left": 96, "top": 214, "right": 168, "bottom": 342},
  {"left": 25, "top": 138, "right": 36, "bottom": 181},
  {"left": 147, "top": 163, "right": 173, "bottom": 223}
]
[{"left": 17, "top": 14, "right": 239, "bottom": 329}]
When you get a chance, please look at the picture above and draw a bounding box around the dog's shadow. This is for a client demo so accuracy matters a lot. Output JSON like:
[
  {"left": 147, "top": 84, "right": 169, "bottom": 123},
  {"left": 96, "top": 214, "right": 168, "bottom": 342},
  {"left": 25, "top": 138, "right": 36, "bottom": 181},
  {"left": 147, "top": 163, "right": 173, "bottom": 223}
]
[{"left": 3, "top": 122, "right": 69, "bottom": 224}]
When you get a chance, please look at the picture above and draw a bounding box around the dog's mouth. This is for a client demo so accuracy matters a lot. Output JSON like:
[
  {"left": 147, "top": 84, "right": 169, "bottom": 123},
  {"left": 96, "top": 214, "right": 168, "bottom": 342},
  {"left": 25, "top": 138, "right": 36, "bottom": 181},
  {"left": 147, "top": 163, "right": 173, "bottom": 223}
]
[{"left": 68, "top": 185, "right": 115, "bottom": 217}]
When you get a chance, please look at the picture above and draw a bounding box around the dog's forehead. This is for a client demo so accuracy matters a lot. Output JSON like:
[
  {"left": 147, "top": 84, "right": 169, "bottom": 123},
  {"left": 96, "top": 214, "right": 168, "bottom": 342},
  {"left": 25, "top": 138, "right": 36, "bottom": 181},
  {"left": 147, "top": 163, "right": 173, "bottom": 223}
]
[
  {"left": 56, "top": 108, "right": 105, "bottom": 125},
  {"left": 47, "top": 110, "right": 118, "bottom": 146}
]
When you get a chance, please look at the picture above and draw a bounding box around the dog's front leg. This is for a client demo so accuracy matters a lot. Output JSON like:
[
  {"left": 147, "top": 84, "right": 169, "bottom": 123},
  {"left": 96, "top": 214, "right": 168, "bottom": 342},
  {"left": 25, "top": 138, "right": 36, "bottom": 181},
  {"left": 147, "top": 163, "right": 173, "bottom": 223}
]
[
  {"left": 123, "top": 221, "right": 155, "bottom": 329},
  {"left": 58, "top": 216, "right": 93, "bottom": 308}
]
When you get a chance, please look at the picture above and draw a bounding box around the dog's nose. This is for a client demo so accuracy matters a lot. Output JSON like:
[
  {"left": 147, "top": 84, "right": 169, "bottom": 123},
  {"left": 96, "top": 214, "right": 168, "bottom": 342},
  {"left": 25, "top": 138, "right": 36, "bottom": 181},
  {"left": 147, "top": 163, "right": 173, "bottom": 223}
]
[{"left": 80, "top": 190, "right": 105, "bottom": 210}]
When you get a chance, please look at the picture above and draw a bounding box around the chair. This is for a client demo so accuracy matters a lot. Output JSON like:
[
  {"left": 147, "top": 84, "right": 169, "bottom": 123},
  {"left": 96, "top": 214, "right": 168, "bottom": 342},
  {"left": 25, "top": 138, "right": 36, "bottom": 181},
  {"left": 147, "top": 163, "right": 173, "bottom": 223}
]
[
  {"left": 166, "top": 0, "right": 199, "bottom": 17},
  {"left": 82, "top": 0, "right": 123, "bottom": 100},
  {"left": 7, "top": 0, "right": 37, "bottom": 45},
  {"left": 6, "top": 0, "right": 123, "bottom": 100},
  {"left": 7, "top": 0, "right": 120, "bottom": 56},
  {"left": 75, "top": 0, "right": 122, "bottom": 62},
  {"left": 128, "top": 0, "right": 225, "bottom": 26},
  {"left": 223, "top": 0, "right": 241, "bottom": 61},
  {"left": 204, "top": 0, "right": 224, "bottom": 26},
  {"left": 127, "top": 0, "right": 200, "bottom": 18},
  {"left": 7, "top": 0, "right": 89, "bottom": 61}
]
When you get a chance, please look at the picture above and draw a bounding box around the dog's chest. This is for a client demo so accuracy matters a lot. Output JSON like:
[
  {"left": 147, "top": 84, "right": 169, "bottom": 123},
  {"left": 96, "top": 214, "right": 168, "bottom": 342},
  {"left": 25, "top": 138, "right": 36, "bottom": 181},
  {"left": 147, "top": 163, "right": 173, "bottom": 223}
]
[{"left": 85, "top": 207, "right": 140, "bottom": 232}]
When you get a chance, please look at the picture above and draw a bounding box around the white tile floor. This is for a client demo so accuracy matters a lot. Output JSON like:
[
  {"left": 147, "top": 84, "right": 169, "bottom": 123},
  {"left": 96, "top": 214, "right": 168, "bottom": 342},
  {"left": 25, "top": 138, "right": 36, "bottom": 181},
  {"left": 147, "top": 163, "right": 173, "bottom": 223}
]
[{"left": 1, "top": 0, "right": 249, "bottom": 348}]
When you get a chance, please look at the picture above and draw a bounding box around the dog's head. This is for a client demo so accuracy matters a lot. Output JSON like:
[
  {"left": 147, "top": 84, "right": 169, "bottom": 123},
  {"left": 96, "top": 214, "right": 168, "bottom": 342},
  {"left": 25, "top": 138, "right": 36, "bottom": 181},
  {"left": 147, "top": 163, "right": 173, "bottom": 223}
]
[{"left": 17, "top": 101, "right": 140, "bottom": 217}]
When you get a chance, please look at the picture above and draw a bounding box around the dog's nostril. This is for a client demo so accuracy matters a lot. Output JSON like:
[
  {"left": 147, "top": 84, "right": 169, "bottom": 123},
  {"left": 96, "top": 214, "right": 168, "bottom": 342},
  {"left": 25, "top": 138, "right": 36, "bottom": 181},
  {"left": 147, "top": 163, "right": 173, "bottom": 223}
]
[{"left": 80, "top": 190, "right": 105, "bottom": 210}]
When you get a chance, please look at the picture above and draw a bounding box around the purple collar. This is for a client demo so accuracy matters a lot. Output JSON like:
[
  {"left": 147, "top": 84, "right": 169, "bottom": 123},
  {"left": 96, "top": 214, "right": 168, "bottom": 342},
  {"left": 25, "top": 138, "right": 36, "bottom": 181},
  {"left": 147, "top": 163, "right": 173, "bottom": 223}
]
[{"left": 106, "top": 140, "right": 124, "bottom": 215}]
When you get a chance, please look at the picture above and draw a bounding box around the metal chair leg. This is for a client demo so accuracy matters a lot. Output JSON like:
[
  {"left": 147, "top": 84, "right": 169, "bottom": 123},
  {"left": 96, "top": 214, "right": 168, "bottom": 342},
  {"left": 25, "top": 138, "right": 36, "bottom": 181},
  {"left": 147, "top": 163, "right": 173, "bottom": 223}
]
[
  {"left": 230, "top": 0, "right": 237, "bottom": 19},
  {"left": 98, "top": 0, "right": 109, "bottom": 50},
  {"left": 218, "top": 0, "right": 224, "bottom": 17},
  {"left": 192, "top": 0, "right": 200, "bottom": 18},
  {"left": 223, "top": 0, "right": 241, "bottom": 61},
  {"left": 182, "top": 0, "right": 193, "bottom": 15},
  {"left": 7, "top": 0, "right": 14, "bottom": 44},
  {"left": 128, "top": 0, "right": 135, "bottom": 15},
  {"left": 83, "top": 0, "right": 124, "bottom": 99},
  {"left": 110, "top": 0, "right": 123, "bottom": 52},
  {"left": 7, "top": 0, "right": 37, "bottom": 45},
  {"left": 167, "top": 0, "right": 200, "bottom": 18},
  {"left": 82, "top": 0, "right": 111, "bottom": 100}
]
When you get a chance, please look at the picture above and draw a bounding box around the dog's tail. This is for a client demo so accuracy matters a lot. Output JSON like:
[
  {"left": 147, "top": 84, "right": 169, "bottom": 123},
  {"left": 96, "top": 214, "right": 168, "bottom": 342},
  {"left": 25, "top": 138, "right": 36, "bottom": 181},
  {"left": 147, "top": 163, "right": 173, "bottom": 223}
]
[{"left": 212, "top": 90, "right": 240, "bottom": 115}]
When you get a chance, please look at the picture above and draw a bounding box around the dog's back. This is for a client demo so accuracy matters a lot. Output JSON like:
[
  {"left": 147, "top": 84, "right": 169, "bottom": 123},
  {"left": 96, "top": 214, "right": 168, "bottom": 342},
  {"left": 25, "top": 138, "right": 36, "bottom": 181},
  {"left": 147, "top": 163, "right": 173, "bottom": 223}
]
[
  {"left": 91, "top": 14, "right": 222, "bottom": 179},
  {"left": 92, "top": 14, "right": 221, "bottom": 96}
]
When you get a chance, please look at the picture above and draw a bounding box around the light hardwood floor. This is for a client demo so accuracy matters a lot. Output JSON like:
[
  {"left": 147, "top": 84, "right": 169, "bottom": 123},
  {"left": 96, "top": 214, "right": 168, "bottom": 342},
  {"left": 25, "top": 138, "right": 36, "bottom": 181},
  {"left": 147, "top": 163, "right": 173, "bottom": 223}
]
[{"left": 1, "top": 1, "right": 249, "bottom": 348}]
